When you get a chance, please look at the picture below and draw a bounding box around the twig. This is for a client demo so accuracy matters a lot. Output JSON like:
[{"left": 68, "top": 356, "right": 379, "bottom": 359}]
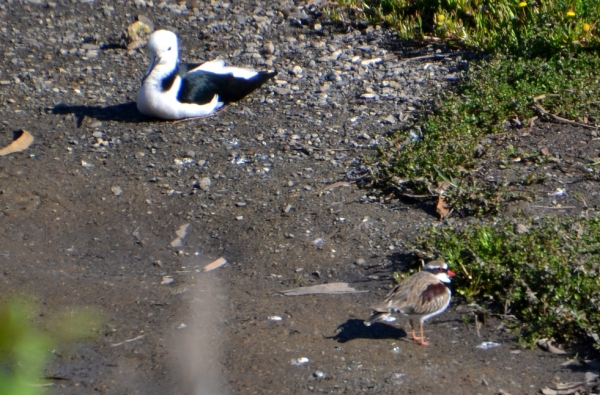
[
  {"left": 530, "top": 205, "right": 576, "bottom": 209},
  {"left": 397, "top": 193, "right": 438, "bottom": 200},
  {"left": 111, "top": 334, "right": 146, "bottom": 347},
  {"left": 291, "top": 146, "right": 350, "bottom": 152},
  {"left": 532, "top": 96, "right": 597, "bottom": 129},
  {"left": 397, "top": 51, "right": 466, "bottom": 66},
  {"left": 318, "top": 181, "right": 355, "bottom": 195}
]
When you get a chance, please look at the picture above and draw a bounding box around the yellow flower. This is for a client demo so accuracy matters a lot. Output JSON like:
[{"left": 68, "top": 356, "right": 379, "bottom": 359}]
[
  {"left": 567, "top": 10, "right": 576, "bottom": 17},
  {"left": 518, "top": 1, "right": 527, "bottom": 7},
  {"left": 583, "top": 23, "right": 591, "bottom": 31},
  {"left": 437, "top": 14, "right": 445, "bottom": 22}
]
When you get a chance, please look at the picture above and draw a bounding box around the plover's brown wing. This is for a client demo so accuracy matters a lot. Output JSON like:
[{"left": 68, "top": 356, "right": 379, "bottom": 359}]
[
  {"left": 364, "top": 272, "right": 426, "bottom": 325},
  {"left": 406, "top": 280, "right": 451, "bottom": 317},
  {"left": 367, "top": 271, "right": 433, "bottom": 314}
]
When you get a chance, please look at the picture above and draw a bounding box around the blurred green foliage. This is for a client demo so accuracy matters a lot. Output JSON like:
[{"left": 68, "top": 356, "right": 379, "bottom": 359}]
[{"left": 0, "top": 298, "right": 101, "bottom": 395}]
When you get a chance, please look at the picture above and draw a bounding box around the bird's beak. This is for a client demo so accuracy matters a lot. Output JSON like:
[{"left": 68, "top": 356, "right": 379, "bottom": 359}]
[
  {"left": 447, "top": 269, "right": 456, "bottom": 277},
  {"left": 143, "top": 55, "right": 160, "bottom": 80}
]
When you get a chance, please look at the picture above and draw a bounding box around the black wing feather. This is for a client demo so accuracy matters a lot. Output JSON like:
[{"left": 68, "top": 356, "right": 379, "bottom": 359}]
[{"left": 177, "top": 66, "right": 277, "bottom": 105}]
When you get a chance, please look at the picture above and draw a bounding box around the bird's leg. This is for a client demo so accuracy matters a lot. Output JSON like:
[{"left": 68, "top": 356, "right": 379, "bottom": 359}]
[
  {"left": 409, "top": 319, "right": 419, "bottom": 341},
  {"left": 416, "top": 322, "right": 430, "bottom": 346}
]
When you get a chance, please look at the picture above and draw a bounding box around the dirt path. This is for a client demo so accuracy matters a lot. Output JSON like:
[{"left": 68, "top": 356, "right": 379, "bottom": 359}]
[{"left": 0, "top": 0, "right": 592, "bottom": 394}]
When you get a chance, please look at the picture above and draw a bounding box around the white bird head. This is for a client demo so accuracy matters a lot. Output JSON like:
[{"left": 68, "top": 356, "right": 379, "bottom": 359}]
[
  {"left": 423, "top": 260, "right": 455, "bottom": 283},
  {"left": 144, "top": 30, "right": 179, "bottom": 78}
]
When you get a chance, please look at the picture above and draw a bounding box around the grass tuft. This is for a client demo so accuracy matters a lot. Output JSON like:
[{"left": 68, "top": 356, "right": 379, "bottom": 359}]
[
  {"left": 374, "top": 53, "right": 600, "bottom": 209},
  {"left": 416, "top": 217, "right": 600, "bottom": 346},
  {"left": 337, "top": 0, "right": 600, "bottom": 55}
]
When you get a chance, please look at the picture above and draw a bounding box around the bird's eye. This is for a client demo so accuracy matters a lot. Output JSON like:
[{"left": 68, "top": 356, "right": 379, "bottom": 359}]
[{"left": 168, "top": 46, "right": 172, "bottom": 51}]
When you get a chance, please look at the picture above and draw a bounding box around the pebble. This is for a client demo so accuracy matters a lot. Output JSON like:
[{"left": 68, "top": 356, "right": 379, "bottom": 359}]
[
  {"left": 291, "top": 357, "right": 309, "bottom": 366},
  {"left": 273, "top": 87, "right": 292, "bottom": 95},
  {"left": 291, "top": 65, "right": 303, "bottom": 75},
  {"left": 264, "top": 41, "right": 275, "bottom": 54},
  {"left": 361, "top": 58, "right": 382, "bottom": 66},
  {"left": 199, "top": 177, "right": 211, "bottom": 191},
  {"left": 381, "top": 115, "right": 396, "bottom": 124},
  {"left": 111, "top": 186, "right": 123, "bottom": 196},
  {"left": 360, "top": 93, "right": 379, "bottom": 99}
]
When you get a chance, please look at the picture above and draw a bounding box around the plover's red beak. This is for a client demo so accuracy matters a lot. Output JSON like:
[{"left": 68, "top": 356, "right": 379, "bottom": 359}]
[{"left": 447, "top": 269, "right": 456, "bottom": 277}]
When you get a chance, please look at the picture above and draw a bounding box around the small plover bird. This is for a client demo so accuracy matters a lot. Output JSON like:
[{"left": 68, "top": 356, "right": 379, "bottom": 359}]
[
  {"left": 137, "top": 30, "right": 277, "bottom": 120},
  {"left": 364, "top": 260, "right": 455, "bottom": 345}
]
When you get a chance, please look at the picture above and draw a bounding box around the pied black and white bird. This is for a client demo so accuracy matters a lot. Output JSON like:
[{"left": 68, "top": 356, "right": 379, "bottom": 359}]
[
  {"left": 364, "top": 260, "right": 455, "bottom": 346},
  {"left": 137, "top": 30, "right": 277, "bottom": 120}
]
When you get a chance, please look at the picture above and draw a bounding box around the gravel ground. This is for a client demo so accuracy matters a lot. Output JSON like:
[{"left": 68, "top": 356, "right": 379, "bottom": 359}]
[{"left": 1, "top": 0, "right": 598, "bottom": 394}]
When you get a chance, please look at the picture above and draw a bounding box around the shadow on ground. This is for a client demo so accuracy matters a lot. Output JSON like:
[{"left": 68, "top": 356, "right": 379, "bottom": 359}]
[
  {"left": 330, "top": 319, "right": 406, "bottom": 343},
  {"left": 51, "top": 102, "right": 152, "bottom": 126}
]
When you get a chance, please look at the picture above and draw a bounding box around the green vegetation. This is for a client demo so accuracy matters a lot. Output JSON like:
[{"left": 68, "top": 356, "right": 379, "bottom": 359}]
[
  {"left": 337, "top": 0, "right": 600, "bottom": 55},
  {"left": 417, "top": 218, "right": 600, "bottom": 345},
  {"left": 376, "top": 54, "right": 600, "bottom": 203},
  {"left": 0, "top": 298, "right": 101, "bottom": 395},
  {"left": 333, "top": 0, "right": 600, "bottom": 345}
]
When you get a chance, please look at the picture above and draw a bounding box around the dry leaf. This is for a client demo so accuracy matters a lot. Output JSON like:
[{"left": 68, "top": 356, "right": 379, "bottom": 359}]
[
  {"left": 319, "top": 181, "right": 353, "bottom": 195},
  {"left": 170, "top": 223, "right": 190, "bottom": 247},
  {"left": 541, "top": 386, "right": 583, "bottom": 395},
  {"left": 540, "top": 147, "right": 550, "bottom": 156},
  {"left": 203, "top": 257, "right": 227, "bottom": 272},
  {"left": 537, "top": 338, "right": 567, "bottom": 354},
  {"left": 280, "top": 282, "right": 368, "bottom": 296},
  {"left": 127, "top": 20, "right": 152, "bottom": 41},
  {"left": 126, "top": 18, "right": 154, "bottom": 50},
  {"left": 436, "top": 181, "right": 451, "bottom": 220},
  {"left": 0, "top": 130, "right": 34, "bottom": 156}
]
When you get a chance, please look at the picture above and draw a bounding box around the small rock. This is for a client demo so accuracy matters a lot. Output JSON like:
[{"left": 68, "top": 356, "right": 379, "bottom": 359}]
[
  {"left": 355, "top": 258, "right": 366, "bottom": 266},
  {"left": 381, "top": 115, "right": 396, "bottom": 124},
  {"left": 361, "top": 57, "right": 382, "bottom": 66},
  {"left": 514, "top": 223, "right": 529, "bottom": 234},
  {"left": 360, "top": 93, "right": 378, "bottom": 99},
  {"left": 263, "top": 41, "right": 275, "bottom": 54},
  {"left": 161, "top": 275, "right": 174, "bottom": 285},
  {"left": 291, "top": 357, "right": 309, "bottom": 366},
  {"left": 473, "top": 144, "right": 486, "bottom": 158},
  {"left": 291, "top": 65, "right": 303, "bottom": 75},
  {"left": 111, "top": 186, "right": 123, "bottom": 196},
  {"left": 199, "top": 177, "right": 211, "bottom": 191},
  {"left": 273, "top": 87, "right": 292, "bottom": 95}
]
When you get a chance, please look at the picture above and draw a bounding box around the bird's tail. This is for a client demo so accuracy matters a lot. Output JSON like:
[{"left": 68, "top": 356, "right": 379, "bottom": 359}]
[
  {"left": 363, "top": 312, "right": 390, "bottom": 326},
  {"left": 223, "top": 70, "right": 277, "bottom": 103}
]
